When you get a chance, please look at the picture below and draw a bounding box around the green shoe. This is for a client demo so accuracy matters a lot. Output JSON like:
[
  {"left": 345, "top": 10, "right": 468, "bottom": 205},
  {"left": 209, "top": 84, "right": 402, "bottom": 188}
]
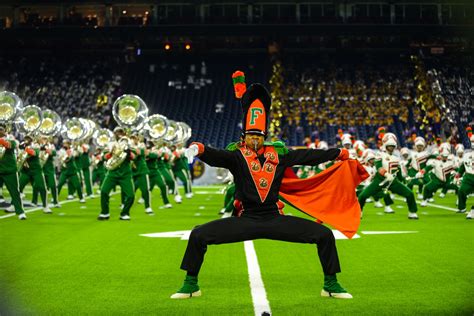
[
  {"left": 321, "top": 274, "right": 353, "bottom": 299},
  {"left": 170, "top": 275, "right": 201, "bottom": 299}
]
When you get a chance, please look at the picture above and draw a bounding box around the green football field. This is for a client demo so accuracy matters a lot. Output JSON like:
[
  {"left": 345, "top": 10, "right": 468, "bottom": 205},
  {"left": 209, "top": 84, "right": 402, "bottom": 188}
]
[{"left": 0, "top": 185, "right": 473, "bottom": 315}]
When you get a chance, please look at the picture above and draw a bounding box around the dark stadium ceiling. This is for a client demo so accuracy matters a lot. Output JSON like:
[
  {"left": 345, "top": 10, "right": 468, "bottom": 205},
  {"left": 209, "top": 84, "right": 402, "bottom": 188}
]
[{"left": 1, "top": 0, "right": 472, "bottom": 4}]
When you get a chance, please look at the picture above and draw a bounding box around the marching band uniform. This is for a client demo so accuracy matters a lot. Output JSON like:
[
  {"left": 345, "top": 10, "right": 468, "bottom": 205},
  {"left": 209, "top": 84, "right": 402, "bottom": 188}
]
[
  {"left": 171, "top": 78, "right": 364, "bottom": 300},
  {"left": 80, "top": 143, "right": 94, "bottom": 197},
  {"left": 146, "top": 145, "right": 171, "bottom": 208},
  {"left": 99, "top": 128, "right": 135, "bottom": 220},
  {"left": 172, "top": 144, "right": 193, "bottom": 198},
  {"left": 456, "top": 135, "right": 474, "bottom": 218},
  {"left": 91, "top": 148, "right": 106, "bottom": 189},
  {"left": 358, "top": 133, "right": 418, "bottom": 219},
  {"left": 129, "top": 137, "right": 153, "bottom": 215},
  {"left": 32, "top": 140, "right": 59, "bottom": 207},
  {"left": 18, "top": 137, "right": 51, "bottom": 214},
  {"left": 420, "top": 145, "right": 455, "bottom": 206},
  {"left": 0, "top": 128, "right": 26, "bottom": 219},
  {"left": 57, "top": 142, "right": 85, "bottom": 203}
]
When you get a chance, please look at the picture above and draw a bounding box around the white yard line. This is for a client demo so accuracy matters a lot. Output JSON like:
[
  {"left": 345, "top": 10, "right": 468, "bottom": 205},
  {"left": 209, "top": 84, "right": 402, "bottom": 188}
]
[
  {"left": 0, "top": 192, "right": 119, "bottom": 220},
  {"left": 393, "top": 197, "right": 458, "bottom": 212},
  {"left": 244, "top": 240, "right": 271, "bottom": 316}
]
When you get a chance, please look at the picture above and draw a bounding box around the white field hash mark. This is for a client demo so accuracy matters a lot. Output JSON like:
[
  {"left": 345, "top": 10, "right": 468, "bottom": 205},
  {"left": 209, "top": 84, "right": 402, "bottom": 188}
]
[{"left": 244, "top": 240, "right": 272, "bottom": 316}]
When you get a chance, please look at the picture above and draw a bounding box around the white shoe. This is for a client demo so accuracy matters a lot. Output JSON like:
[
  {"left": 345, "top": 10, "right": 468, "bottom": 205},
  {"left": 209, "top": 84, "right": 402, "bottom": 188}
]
[
  {"left": 119, "top": 215, "right": 131, "bottom": 220},
  {"left": 79, "top": 198, "right": 86, "bottom": 203},
  {"left": 390, "top": 194, "right": 395, "bottom": 199},
  {"left": 53, "top": 203, "right": 61, "bottom": 208},
  {"left": 145, "top": 207, "right": 154, "bottom": 215},
  {"left": 366, "top": 198, "right": 373, "bottom": 203},
  {"left": 408, "top": 212, "right": 419, "bottom": 219},
  {"left": 18, "top": 213, "right": 27, "bottom": 220},
  {"left": 417, "top": 194, "right": 423, "bottom": 200},
  {"left": 138, "top": 198, "right": 144, "bottom": 204},
  {"left": 97, "top": 214, "right": 110, "bottom": 220},
  {"left": 174, "top": 195, "right": 182, "bottom": 204},
  {"left": 374, "top": 201, "right": 384, "bottom": 208},
  {"left": 428, "top": 198, "right": 434, "bottom": 202},
  {"left": 420, "top": 200, "right": 428, "bottom": 207},
  {"left": 164, "top": 203, "right": 172, "bottom": 209},
  {"left": 439, "top": 193, "right": 445, "bottom": 198},
  {"left": 5, "top": 205, "right": 15, "bottom": 213},
  {"left": 384, "top": 206, "right": 395, "bottom": 214},
  {"left": 170, "top": 290, "right": 202, "bottom": 299},
  {"left": 0, "top": 198, "right": 4, "bottom": 203},
  {"left": 67, "top": 195, "right": 74, "bottom": 200},
  {"left": 221, "top": 212, "right": 232, "bottom": 218},
  {"left": 87, "top": 194, "right": 96, "bottom": 199},
  {"left": 43, "top": 207, "right": 52, "bottom": 214},
  {"left": 466, "top": 210, "right": 474, "bottom": 219},
  {"left": 218, "top": 208, "right": 226, "bottom": 215},
  {"left": 185, "top": 193, "right": 193, "bottom": 199},
  {"left": 321, "top": 289, "right": 353, "bottom": 299}
]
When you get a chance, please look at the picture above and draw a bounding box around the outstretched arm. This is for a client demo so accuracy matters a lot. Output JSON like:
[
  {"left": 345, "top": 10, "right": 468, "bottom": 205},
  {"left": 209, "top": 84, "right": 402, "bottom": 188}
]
[
  {"left": 283, "top": 148, "right": 346, "bottom": 167},
  {"left": 187, "top": 142, "right": 237, "bottom": 170}
]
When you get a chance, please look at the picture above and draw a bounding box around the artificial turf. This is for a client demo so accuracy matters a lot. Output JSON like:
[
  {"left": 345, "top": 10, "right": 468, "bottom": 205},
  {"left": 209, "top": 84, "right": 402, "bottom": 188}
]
[{"left": 0, "top": 186, "right": 472, "bottom": 315}]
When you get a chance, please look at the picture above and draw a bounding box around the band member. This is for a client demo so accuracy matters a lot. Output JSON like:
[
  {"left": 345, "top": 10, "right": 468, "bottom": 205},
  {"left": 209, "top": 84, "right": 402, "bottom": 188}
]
[
  {"left": 18, "top": 135, "right": 51, "bottom": 214},
  {"left": 98, "top": 127, "right": 135, "bottom": 220},
  {"left": 57, "top": 140, "right": 85, "bottom": 203},
  {"left": 0, "top": 124, "right": 26, "bottom": 219},
  {"left": 171, "top": 78, "right": 362, "bottom": 300}
]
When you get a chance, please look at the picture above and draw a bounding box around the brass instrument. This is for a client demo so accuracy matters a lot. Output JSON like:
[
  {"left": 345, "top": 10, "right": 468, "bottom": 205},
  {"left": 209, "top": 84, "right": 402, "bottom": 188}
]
[
  {"left": 144, "top": 114, "right": 169, "bottom": 141},
  {"left": 15, "top": 105, "right": 43, "bottom": 170},
  {"left": 106, "top": 95, "right": 149, "bottom": 170},
  {"left": 105, "top": 136, "right": 129, "bottom": 171},
  {"left": 93, "top": 128, "right": 114, "bottom": 149},
  {"left": 0, "top": 91, "right": 22, "bottom": 159},
  {"left": 61, "top": 117, "right": 86, "bottom": 141},
  {"left": 38, "top": 109, "right": 62, "bottom": 166}
]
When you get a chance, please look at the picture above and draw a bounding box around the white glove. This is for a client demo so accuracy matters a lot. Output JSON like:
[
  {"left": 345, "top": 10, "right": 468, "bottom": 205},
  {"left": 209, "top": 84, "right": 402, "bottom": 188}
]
[
  {"left": 384, "top": 173, "right": 394, "bottom": 182},
  {"left": 184, "top": 144, "right": 199, "bottom": 162},
  {"left": 415, "top": 171, "right": 424, "bottom": 179}
]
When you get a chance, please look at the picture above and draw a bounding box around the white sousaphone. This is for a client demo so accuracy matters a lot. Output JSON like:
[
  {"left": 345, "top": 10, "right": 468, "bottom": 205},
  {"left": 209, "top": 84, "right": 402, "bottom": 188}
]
[
  {"left": 0, "top": 91, "right": 23, "bottom": 159},
  {"left": 106, "top": 94, "right": 148, "bottom": 170}
]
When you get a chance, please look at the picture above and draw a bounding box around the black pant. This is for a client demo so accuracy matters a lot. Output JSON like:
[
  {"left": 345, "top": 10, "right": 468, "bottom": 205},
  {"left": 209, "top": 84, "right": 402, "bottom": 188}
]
[{"left": 180, "top": 214, "right": 341, "bottom": 276}]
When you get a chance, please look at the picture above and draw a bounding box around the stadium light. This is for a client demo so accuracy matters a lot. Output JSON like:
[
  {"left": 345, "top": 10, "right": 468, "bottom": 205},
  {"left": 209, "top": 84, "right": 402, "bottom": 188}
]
[
  {"left": 164, "top": 44, "right": 171, "bottom": 51},
  {"left": 122, "top": 10, "right": 127, "bottom": 15},
  {"left": 185, "top": 44, "right": 191, "bottom": 51}
]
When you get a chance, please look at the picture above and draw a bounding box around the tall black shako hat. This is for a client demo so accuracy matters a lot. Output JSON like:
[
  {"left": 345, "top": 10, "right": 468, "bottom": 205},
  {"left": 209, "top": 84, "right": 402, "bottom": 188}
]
[{"left": 232, "top": 71, "right": 271, "bottom": 137}]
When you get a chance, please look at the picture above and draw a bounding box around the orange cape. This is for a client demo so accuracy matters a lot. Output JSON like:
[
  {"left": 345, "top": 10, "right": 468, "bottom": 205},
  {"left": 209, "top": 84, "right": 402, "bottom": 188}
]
[{"left": 280, "top": 160, "right": 369, "bottom": 239}]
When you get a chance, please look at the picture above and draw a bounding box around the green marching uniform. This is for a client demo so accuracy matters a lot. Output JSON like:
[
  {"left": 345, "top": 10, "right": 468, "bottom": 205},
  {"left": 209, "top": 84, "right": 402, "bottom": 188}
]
[
  {"left": 172, "top": 149, "right": 193, "bottom": 196},
  {"left": 358, "top": 150, "right": 418, "bottom": 216},
  {"left": 80, "top": 144, "right": 93, "bottom": 196},
  {"left": 457, "top": 151, "right": 474, "bottom": 213},
  {"left": 19, "top": 146, "right": 49, "bottom": 209},
  {"left": 92, "top": 152, "right": 106, "bottom": 188},
  {"left": 146, "top": 149, "right": 170, "bottom": 206},
  {"left": 32, "top": 144, "right": 58, "bottom": 206},
  {"left": 129, "top": 146, "right": 152, "bottom": 212},
  {"left": 57, "top": 148, "right": 84, "bottom": 200},
  {"left": 407, "top": 150, "right": 434, "bottom": 196},
  {"left": 100, "top": 143, "right": 135, "bottom": 219},
  {"left": 0, "top": 137, "right": 25, "bottom": 216},
  {"left": 157, "top": 148, "right": 178, "bottom": 195},
  {"left": 421, "top": 157, "right": 455, "bottom": 203},
  {"left": 68, "top": 150, "right": 84, "bottom": 197}
]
